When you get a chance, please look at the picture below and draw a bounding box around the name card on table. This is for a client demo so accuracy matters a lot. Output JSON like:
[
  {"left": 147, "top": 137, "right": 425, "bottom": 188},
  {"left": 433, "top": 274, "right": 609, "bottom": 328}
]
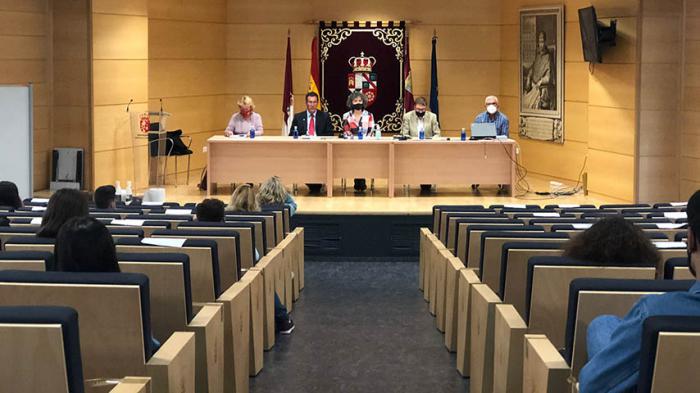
[
  {"left": 141, "top": 238, "right": 187, "bottom": 248},
  {"left": 653, "top": 241, "right": 687, "bottom": 249},
  {"left": 111, "top": 219, "right": 146, "bottom": 227},
  {"left": 664, "top": 212, "right": 688, "bottom": 220},
  {"left": 165, "top": 209, "right": 193, "bottom": 216},
  {"left": 656, "top": 223, "right": 687, "bottom": 230},
  {"left": 532, "top": 213, "right": 560, "bottom": 218}
]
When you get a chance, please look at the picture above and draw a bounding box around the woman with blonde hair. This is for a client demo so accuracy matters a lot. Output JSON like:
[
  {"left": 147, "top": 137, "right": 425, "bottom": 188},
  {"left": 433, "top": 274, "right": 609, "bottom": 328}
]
[
  {"left": 225, "top": 182, "right": 295, "bottom": 334},
  {"left": 257, "top": 176, "right": 297, "bottom": 216},
  {"left": 224, "top": 95, "right": 264, "bottom": 137}
]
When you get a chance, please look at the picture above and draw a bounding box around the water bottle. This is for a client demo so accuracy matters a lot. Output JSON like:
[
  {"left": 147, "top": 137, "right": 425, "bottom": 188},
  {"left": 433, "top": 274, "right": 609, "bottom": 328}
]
[
  {"left": 358, "top": 127, "right": 364, "bottom": 140},
  {"left": 249, "top": 127, "right": 256, "bottom": 139},
  {"left": 460, "top": 128, "right": 467, "bottom": 141},
  {"left": 115, "top": 181, "right": 123, "bottom": 203},
  {"left": 419, "top": 129, "right": 425, "bottom": 140},
  {"left": 292, "top": 126, "right": 299, "bottom": 139},
  {"left": 125, "top": 181, "right": 133, "bottom": 204},
  {"left": 374, "top": 125, "right": 381, "bottom": 140}
]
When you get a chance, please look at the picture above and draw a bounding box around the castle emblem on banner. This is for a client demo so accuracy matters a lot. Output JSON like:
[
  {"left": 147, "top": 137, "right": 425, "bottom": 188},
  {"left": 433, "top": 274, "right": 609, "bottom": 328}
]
[{"left": 347, "top": 52, "right": 378, "bottom": 106}]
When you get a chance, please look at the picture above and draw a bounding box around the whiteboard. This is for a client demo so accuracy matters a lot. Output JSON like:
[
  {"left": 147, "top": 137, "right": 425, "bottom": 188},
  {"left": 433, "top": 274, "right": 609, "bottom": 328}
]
[{"left": 0, "top": 85, "right": 33, "bottom": 199}]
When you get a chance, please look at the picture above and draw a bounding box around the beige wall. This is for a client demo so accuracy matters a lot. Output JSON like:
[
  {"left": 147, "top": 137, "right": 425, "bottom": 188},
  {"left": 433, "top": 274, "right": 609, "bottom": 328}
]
[
  {"left": 226, "top": 0, "right": 502, "bottom": 136},
  {"left": 0, "top": 0, "right": 51, "bottom": 189},
  {"left": 501, "top": 0, "right": 641, "bottom": 202},
  {"left": 53, "top": 0, "right": 92, "bottom": 189},
  {"left": 148, "top": 0, "right": 228, "bottom": 182},
  {"left": 91, "top": 0, "right": 149, "bottom": 188},
  {"left": 681, "top": 0, "right": 700, "bottom": 199}
]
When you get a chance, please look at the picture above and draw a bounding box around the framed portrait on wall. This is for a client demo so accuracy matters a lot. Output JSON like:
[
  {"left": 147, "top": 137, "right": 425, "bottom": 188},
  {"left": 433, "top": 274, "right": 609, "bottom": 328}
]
[{"left": 519, "top": 6, "right": 564, "bottom": 144}]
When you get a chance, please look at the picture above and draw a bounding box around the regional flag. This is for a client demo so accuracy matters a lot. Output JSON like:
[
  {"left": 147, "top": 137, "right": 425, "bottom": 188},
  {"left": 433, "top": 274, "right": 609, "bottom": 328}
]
[
  {"left": 403, "top": 32, "right": 414, "bottom": 113},
  {"left": 309, "top": 36, "right": 321, "bottom": 108},
  {"left": 282, "top": 33, "right": 293, "bottom": 135}
]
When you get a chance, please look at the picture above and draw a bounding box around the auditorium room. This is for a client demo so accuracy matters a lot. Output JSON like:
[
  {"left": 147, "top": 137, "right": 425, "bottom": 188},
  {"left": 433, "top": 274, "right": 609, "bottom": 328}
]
[{"left": 1, "top": 0, "right": 700, "bottom": 392}]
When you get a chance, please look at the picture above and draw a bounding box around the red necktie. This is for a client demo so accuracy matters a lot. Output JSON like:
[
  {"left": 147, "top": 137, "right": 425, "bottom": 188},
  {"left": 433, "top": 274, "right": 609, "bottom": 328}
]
[{"left": 309, "top": 113, "right": 315, "bottom": 136}]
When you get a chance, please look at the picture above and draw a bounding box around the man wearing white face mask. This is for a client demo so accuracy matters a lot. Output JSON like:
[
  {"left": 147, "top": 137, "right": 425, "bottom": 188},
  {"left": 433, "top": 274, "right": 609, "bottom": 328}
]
[
  {"left": 472, "top": 95, "right": 510, "bottom": 193},
  {"left": 474, "top": 95, "right": 509, "bottom": 137}
]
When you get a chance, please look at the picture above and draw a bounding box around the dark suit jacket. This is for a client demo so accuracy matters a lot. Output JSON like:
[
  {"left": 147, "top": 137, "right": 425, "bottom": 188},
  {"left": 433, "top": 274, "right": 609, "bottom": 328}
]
[{"left": 290, "top": 110, "right": 333, "bottom": 136}]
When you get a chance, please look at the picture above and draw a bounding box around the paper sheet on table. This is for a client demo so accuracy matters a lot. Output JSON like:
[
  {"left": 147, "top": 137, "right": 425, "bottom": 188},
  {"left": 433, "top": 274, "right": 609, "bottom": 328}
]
[
  {"left": 670, "top": 202, "right": 687, "bottom": 207},
  {"left": 653, "top": 241, "right": 687, "bottom": 249},
  {"left": 111, "top": 219, "right": 146, "bottom": 226},
  {"left": 141, "top": 238, "right": 187, "bottom": 248},
  {"left": 31, "top": 198, "right": 49, "bottom": 203},
  {"left": 31, "top": 206, "right": 46, "bottom": 211},
  {"left": 532, "top": 213, "right": 560, "bottom": 218},
  {"left": 30, "top": 217, "right": 42, "bottom": 225},
  {"left": 572, "top": 223, "right": 593, "bottom": 229},
  {"left": 142, "top": 201, "right": 164, "bottom": 206},
  {"left": 664, "top": 212, "right": 687, "bottom": 219},
  {"left": 165, "top": 209, "right": 193, "bottom": 215},
  {"left": 503, "top": 204, "right": 527, "bottom": 209},
  {"left": 558, "top": 204, "right": 580, "bottom": 208},
  {"left": 656, "top": 223, "right": 687, "bottom": 230}
]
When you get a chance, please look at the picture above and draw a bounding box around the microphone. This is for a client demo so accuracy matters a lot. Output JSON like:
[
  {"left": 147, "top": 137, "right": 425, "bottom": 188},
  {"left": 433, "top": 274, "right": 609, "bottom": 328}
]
[
  {"left": 159, "top": 98, "right": 164, "bottom": 113},
  {"left": 126, "top": 98, "right": 133, "bottom": 112}
]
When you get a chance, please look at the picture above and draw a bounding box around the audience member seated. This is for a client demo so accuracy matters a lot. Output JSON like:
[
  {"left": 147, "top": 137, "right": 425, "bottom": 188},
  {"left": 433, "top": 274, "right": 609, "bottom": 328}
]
[
  {"left": 53, "top": 215, "right": 161, "bottom": 350},
  {"left": 0, "top": 181, "right": 22, "bottom": 226},
  {"left": 257, "top": 176, "right": 297, "bottom": 216},
  {"left": 0, "top": 181, "right": 22, "bottom": 209},
  {"left": 93, "top": 185, "right": 117, "bottom": 209},
  {"left": 563, "top": 216, "right": 661, "bottom": 267},
  {"left": 221, "top": 185, "right": 295, "bottom": 334},
  {"left": 36, "top": 189, "right": 89, "bottom": 239},
  {"left": 54, "top": 216, "right": 120, "bottom": 272},
  {"left": 196, "top": 198, "right": 226, "bottom": 223},
  {"left": 578, "top": 191, "right": 700, "bottom": 393}
]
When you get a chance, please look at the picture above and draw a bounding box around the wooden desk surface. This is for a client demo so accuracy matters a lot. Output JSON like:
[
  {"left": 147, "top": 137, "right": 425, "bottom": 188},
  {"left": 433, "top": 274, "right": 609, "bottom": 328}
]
[{"left": 207, "top": 136, "right": 516, "bottom": 197}]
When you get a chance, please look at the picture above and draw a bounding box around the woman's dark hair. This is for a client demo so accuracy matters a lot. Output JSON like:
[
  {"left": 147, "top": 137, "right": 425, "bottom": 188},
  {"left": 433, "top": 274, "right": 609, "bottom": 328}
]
[
  {"left": 196, "top": 198, "right": 226, "bottom": 222},
  {"left": 54, "top": 216, "right": 119, "bottom": 273},
  {"left": 687, "top": 190, "right": 700, "bottom": 276},
  {"left": 563, "top": 216, "right": 661, "bottom": 266},
  {"left": 0, "top": 181, "right": 22, "bottom": 209},
  {"left": 37, "top": 189, "right": 89, "bottom": 238}
]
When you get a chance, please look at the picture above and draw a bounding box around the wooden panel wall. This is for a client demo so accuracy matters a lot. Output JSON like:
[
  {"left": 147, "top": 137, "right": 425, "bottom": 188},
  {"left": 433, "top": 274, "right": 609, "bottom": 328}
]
[
  {"left": 501, "top": 0, "right": 641, "bottom": 202},
  {"left": 681, "top": 0, "right": 700, "bottom": 199},
  {"left": 148, "top": 0, "right": 228, "bottom": 182},
  {"left": 226, "top": 0, "right": 502, "bottom": 137},
  {"left": 91, "top": 0, "right": 149, "bottom": 188},
  {"left": 0, "top": 0, "right": 51, "bottom": 190},
  {"left": 52, "top": 0, "right": 92, "bottom": 189}
]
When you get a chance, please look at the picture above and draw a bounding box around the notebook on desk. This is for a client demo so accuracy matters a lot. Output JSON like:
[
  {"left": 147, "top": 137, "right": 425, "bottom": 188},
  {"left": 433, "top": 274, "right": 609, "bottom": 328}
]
[{"left": 470, "top": 123, "right": 497, "bottom": 140}]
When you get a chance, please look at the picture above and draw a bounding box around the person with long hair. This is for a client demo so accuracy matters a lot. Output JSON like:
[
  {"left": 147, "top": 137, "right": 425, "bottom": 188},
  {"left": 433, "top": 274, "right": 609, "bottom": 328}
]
[
  {"left": 36, "top": 189, "right": 89, "bottom": 238},
  {"left": 225, "top": 183, "right": 295, "bottom": 334},
  {"left": 226, "top": 183, "right": 259, "bottom": 212},
  {"left": 54, "top": 216, "right": 119, "bottom": 273},
  {"left": 256, "top": 176, "right": 297, "bottom": 216}
]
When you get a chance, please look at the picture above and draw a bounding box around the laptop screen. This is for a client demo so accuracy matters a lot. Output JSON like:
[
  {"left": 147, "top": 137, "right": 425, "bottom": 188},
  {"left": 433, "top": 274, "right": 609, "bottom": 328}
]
[{"left": 470, "top": 123, "right": 497, "bottom": 138}]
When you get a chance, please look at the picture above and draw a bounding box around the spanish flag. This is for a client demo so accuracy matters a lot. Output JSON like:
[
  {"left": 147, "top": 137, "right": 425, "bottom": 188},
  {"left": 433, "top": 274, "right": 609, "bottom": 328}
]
[{"left": 308, "top": 36, "right": 321, "bottom": 108}]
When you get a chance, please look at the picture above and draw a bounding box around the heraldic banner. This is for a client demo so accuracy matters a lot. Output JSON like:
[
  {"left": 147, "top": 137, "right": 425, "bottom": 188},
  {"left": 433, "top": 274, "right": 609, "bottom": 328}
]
[{"left": 319, "top": 22, "right": 405, "bottom": 133}]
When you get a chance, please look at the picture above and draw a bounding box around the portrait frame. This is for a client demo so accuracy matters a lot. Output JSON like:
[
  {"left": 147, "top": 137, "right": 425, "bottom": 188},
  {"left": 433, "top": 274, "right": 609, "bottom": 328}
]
[{"left": 519, "top": 6, "right": 564, "bottom": 143}]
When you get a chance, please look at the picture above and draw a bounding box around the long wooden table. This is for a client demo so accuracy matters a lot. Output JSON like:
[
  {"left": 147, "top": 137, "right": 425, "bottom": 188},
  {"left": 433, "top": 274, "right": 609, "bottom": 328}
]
[{"left": 207, "top": 136, "right": 517, "bottom": 197}]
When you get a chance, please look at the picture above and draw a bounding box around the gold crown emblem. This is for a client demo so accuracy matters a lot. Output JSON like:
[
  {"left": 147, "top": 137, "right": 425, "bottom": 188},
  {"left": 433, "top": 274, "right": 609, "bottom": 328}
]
[{"left": 348, "top": 52, "right": 376, "bottom": 72}]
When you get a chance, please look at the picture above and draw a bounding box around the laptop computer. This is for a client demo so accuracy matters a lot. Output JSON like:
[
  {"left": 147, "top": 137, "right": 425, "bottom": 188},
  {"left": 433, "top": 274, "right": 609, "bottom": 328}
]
[{"left": 470, "top": 123, "right": 497, "bottom": 140}]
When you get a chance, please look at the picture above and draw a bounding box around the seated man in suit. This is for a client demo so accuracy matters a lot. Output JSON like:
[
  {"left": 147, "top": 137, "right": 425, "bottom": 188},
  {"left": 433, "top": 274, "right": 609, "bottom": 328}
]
[
  {"left": 472, "top": 95, "right": 510, "bottom": 194},
  {"left": 401, "top": 97, "right": 441, "bottom": 194},
  {"left": 578, "top": 189, "right": 700, "bottom": 393},
  {"left": 290, "top": 92, "right": 333, "bottom": 194}
]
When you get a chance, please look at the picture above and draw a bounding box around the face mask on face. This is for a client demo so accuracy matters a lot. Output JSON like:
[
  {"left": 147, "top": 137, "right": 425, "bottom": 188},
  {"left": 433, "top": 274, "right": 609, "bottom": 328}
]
[
  {"left": 486, "top": 104, "right": 498, "bottom": 115},
  {"left": 352, "top": 103, "right": 364, "bottom": 111},
  {"left": 416, "top": 111, "right": 426, "bottom": 118}
]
